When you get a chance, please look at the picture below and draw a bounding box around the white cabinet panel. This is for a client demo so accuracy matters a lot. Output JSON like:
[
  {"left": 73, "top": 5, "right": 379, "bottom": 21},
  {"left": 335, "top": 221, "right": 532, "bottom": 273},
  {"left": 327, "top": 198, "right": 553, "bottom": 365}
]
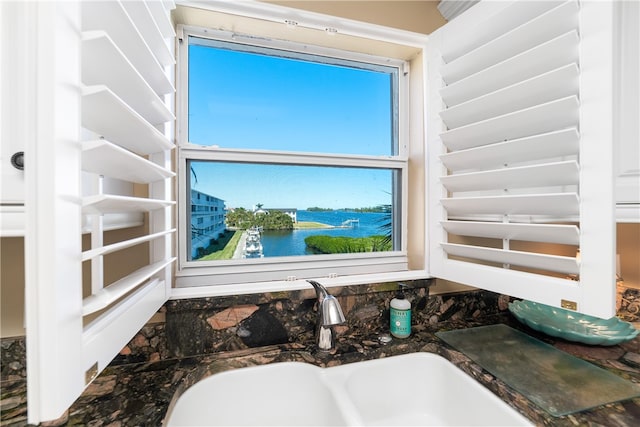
[
  {"left": 1, "top": 1, "right": 29, "bottom": 236},
  {"left": 428, "top": 0, "right": 617, "bottom": 319},
  {"left": 614, "top": 0, "right": 640, "bottom": 219},
  {"left": 23, "top": 0, "right": 176, "bottom": 423}
]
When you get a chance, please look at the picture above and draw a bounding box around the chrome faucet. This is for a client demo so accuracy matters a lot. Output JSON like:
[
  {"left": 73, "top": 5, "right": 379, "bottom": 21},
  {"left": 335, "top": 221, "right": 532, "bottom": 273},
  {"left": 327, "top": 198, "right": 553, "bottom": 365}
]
[{"left": 307, "top": 280, "right": 346, "bottom": 353}]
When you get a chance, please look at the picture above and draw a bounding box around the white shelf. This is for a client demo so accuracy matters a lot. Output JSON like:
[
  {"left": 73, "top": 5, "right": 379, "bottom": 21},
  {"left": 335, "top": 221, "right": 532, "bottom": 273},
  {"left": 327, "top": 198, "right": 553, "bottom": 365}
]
[
  {"left": 617, "top": 205, "right": 640, "bottom": 223},
  {"left": 83, "top": 139, "right": 175, "bottom": 184},
  {"left": 441, "top": 30, "right": 579, "bottom": 107},
  {"left": 440, "top": 96, "right": 579, "bottom": 151},
  {"left": 82, "top": 229, "right": 175, "bottom": 261},
  {"left": 82, "top": 31, "right": 174, "bottom": 126},
  {"left": 441, "top": 1, "right": 578, "bottom": 84},
  {"left": 83, "top": 259, "right": 175, "bottom": 315},
  {"left": 82, "top": 213, "right": 145, "bottom": 234},
  {"left": 83, "top": 194, "right": 175, "bottom": 215},
  {"left": 0, "top": 205, "right": 25, "bottom": 237},
  {"left": 441, "top": 1, "right": 562, "bottom": 63},
  {"left": 440, "top": 161, "right": 579, "bottom": 192},
  {"left": 441, "top": 243, "right": 579, "bottom": 275},
  {"left": 441, "top": 193, "right": 579, "bottom": 216},
  {"left": 440, "top": 64, "right": 579, "bottom": 130},
  {"left": 441, "top": 221, "right": 580, "bottom": 245},
  {"left": 82, "top": 85, "right": 174, "bottom": 155},
  {"left": 121, "top": 1, "right": 174, "bottom": 67},
  {"left": 147, "top": 0, "right": 176, "bottom": 39},
  {"left": 81, "top": 0, "right": 174, "bottom": 95},
  {"left": 440, "top": 128, "right": 579, "bottom": 172}
]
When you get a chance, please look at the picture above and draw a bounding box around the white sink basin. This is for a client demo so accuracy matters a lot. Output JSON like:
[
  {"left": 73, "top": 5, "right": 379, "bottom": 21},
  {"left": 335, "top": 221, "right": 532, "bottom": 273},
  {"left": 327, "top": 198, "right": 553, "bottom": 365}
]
[{"left": 166, "top": 352, "right": 532, "bottom": 426}]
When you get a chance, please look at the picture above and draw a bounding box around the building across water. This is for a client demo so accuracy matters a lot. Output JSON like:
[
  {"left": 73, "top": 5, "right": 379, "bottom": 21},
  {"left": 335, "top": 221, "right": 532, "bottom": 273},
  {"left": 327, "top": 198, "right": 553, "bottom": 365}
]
[
  {"left": 265, "top": 208, "right": 297, "bottom": 223},
  {"left": 190, "top": 189, "right": 226, "bottom": 259}
]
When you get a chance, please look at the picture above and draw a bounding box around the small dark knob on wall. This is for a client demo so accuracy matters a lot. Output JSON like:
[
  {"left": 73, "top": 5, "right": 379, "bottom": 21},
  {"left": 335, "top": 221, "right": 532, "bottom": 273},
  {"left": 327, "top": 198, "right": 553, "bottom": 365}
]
[{"left": 11, "top": 152, "right": 24, "bottom": 170}]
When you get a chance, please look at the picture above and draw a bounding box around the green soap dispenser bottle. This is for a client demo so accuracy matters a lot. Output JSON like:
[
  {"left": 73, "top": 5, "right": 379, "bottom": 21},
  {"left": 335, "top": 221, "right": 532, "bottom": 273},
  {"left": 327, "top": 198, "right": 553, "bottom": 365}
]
[{"left": 390, "top": 285, "right": 411, "bottom": 338}]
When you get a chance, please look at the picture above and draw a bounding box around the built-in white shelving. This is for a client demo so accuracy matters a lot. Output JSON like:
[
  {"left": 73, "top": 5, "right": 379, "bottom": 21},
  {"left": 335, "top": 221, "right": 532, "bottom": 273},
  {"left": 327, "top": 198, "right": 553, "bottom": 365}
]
[
  {"left": 81, "top": 214, "right": 144, "bottom": 235},
  {"left": 147, "top": 1, "right": 176, "bottom": 39},
  {"left": 441, "top": 243, "right": 579, "bottom": 275},
  {"left": 426, "top": 0, "right": 615, "bottom": 314},
  {"left": 440, "top": 161, "right": 579, "bottom": 192},
  {"left": 82, "top": 32, "right": 174, "bottom": 125},
  {"left": 0, "top": 205, "right": 25, "bottom": 237},
  {"left": 82, "top": 85, "right": 173, "bottom": 155},
  {"left": 440, "top": 30, "right": 579, "bottom": 107},
  {"left": 441, "top": 1, "right": 562, "bottom": 63},
  {"left": 441, "top": 1, "right": 578, "bottom": 84},
  {"left": 82, "top": 229, "right": 176, "bottom": 262},
  {"left": 23, "top": 1, "right": 177, "bottom": 422},
  {"left": 82, "top": 139, "right": 174, "bottom": 184},
  {"left": 81, "top": 0, "right": 174, "bottom": 95},
  {"left": 82, "top": 194, "right": 174, "bottom": 215},
  {"left": 440, "top": 96, "right": 579, "bottom": 151},
  {"left": 440, "top": 64, "right": 579, "bottom": 129},
  {"left": 439, "top": 128, "right": 580, "bottom": 172},
  {"left": 441, "top": 221, "right": 580, "bottom": 245},
  {"left": 121, "top": 1, "right": 174, "bottom": 67},
  {"left": 82, "top": 258, "right": 175, "bottom": 315},
  {"left": 441, "top": 193, "right": 579, "bottom": 217}
]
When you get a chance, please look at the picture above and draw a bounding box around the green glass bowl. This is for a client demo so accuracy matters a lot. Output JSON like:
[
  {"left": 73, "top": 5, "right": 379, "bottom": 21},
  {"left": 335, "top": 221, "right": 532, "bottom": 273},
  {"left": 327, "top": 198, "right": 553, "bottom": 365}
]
[{"left": 508, "top": 300, "right": 639, "bottom": 346}]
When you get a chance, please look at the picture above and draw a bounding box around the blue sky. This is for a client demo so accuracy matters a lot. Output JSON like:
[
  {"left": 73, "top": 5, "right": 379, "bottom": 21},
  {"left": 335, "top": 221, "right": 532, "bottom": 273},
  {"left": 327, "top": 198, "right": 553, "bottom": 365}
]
[
  {"left": 190, "top": 161, "right": 393, "bottom": 210},
  {"left": 188, "top": 41, "right": 395, "bottom": 209}
]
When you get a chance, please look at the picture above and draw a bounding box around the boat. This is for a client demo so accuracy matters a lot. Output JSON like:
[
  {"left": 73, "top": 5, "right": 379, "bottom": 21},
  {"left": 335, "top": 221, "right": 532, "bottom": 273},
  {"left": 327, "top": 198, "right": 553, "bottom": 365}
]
[{"left": 243, "top": 227, "right": 264, "bottom": 258}]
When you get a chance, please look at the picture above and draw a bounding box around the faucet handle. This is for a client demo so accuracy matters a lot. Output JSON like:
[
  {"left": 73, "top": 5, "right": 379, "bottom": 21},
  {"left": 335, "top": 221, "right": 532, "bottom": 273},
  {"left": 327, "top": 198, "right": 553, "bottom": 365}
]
[
  {"left": 321, "top": 294, "right": 346, "bottom": 326},
  {"left": 306, "top": 279, "right": 346, "bottom": 352},
  {"left": 306, "top": 280, "right": 345, "bottom": 326}
]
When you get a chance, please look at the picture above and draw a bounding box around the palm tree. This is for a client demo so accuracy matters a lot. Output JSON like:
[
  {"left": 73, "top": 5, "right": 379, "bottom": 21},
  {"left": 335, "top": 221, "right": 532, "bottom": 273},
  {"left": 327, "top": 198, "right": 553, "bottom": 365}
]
[
  {"left": 376, "top": 204, "right": 393, "bottom": 249},
  {"left": 190, "top": 165, "right": 198, "bottom": 185}
]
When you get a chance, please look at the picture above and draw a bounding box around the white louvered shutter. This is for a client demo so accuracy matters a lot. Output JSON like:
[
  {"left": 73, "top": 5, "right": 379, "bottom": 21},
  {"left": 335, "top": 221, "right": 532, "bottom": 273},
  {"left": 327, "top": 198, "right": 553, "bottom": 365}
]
[
  {"left": 427, "top": 0, "right": 617, "bottom": 318},
  {"left": 23, "top": 1, "right": 176, "bottom": 423}
]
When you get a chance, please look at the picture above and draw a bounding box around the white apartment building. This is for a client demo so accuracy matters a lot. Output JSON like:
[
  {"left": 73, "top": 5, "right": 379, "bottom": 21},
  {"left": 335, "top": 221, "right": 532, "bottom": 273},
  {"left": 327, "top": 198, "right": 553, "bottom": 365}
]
[{"left": 191, "top": 189, "right": 226, "bottom": 259}]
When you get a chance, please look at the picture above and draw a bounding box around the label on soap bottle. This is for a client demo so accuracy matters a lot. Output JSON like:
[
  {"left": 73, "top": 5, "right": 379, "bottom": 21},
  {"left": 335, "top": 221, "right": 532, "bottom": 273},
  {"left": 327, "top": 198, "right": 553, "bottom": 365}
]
[{"left": 390, "top": 307, "right": 411, "bottom": 338}]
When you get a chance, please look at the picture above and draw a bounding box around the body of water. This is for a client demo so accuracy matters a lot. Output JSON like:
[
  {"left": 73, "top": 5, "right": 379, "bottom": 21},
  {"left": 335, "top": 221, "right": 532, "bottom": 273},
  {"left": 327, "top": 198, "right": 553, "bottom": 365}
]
[{"left": 261, "top": 210, "right": 389, "bottom": 257}]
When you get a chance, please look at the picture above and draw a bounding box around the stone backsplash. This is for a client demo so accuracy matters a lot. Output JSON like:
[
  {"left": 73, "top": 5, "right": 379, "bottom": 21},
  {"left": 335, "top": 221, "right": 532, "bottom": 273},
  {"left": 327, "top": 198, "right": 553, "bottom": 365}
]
[
  {"left": 113, "top": 278, "right": 517, "bottom": 364},
  {"left": 4, "top": 282, "right": 640, "bottom": 384}
]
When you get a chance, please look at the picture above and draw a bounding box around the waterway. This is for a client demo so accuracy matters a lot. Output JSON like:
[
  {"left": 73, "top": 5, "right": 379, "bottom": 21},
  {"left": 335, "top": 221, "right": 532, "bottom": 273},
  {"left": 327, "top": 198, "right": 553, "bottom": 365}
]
[{"left": 261, "top": 210, "right": 389, "bottom": 257}]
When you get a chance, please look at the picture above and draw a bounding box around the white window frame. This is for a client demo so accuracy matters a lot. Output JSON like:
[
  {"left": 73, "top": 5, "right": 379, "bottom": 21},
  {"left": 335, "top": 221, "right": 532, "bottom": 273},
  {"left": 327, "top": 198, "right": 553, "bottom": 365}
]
[{"left": 174, "top": 19, "right": 430, "bottom": 295}]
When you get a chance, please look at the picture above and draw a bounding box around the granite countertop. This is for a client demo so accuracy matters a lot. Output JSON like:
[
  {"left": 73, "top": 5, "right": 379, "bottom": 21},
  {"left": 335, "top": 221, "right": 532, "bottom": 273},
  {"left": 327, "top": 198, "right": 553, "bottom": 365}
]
[
  {"left": 5, "top": 313, "right": 637, "bottom": 427},
  {"left": 3, "top": 285, "right": 640, "bottom": 427}
]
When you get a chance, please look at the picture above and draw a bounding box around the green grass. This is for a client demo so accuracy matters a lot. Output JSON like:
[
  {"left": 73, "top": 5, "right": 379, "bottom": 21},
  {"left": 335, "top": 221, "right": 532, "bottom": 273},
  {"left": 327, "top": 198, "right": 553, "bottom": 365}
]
[
  {"left": 197, "top": 230, "right": 241, "bottom": 261},
  {"left": 305, "top": 234, "right": 391, "bottom": 254},
  {"left": 294, "top": 221, "right": 333, "bottom": 229}
]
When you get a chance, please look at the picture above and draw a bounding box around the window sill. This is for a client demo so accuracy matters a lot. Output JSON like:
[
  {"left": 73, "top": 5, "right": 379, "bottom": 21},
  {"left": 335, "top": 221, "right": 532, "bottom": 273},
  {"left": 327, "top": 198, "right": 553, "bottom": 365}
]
[{"left": 170, "top": 270, "right": 430, "bottom": 299}]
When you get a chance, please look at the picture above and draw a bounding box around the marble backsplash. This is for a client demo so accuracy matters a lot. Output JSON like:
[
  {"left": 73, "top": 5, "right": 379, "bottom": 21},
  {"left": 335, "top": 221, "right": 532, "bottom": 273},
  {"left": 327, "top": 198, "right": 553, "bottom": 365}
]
[
  {"left": 0, "top": 278, "right": 508, "bottom": 381},
  {"left": 3, "top": 281, "right": 640, "bottom": 384},
  {"left": 116, "top": 278, "right": 520, "bottom": 363}
]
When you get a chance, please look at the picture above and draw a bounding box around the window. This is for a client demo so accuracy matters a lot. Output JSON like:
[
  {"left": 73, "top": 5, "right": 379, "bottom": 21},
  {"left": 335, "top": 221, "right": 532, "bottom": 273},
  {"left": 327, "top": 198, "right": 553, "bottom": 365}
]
[
  {"left": 176, "top": 23, "right": 424, "bottom": 288},
  {"left": 188, "top": 160, "right": 399, "bottom": 261}
]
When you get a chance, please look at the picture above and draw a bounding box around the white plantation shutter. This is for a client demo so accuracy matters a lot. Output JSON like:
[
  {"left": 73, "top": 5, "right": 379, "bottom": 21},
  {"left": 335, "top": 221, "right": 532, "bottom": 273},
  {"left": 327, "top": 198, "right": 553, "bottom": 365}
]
[
  {"left": 427, "top": 0, "right": 617, "bottom": 318},
  {"left": 23, "top": 1, "right": 176, "bottom": 423}
]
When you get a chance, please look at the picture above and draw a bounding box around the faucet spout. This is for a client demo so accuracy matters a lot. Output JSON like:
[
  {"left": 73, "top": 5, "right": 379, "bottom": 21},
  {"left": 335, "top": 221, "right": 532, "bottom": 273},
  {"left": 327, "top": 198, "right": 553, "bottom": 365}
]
[
  {"left": 308, "top": 279, "right": 329, "bottom": 301},
  {"left": 306, "top": 280, "right": 346, "bottom": 352}
]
